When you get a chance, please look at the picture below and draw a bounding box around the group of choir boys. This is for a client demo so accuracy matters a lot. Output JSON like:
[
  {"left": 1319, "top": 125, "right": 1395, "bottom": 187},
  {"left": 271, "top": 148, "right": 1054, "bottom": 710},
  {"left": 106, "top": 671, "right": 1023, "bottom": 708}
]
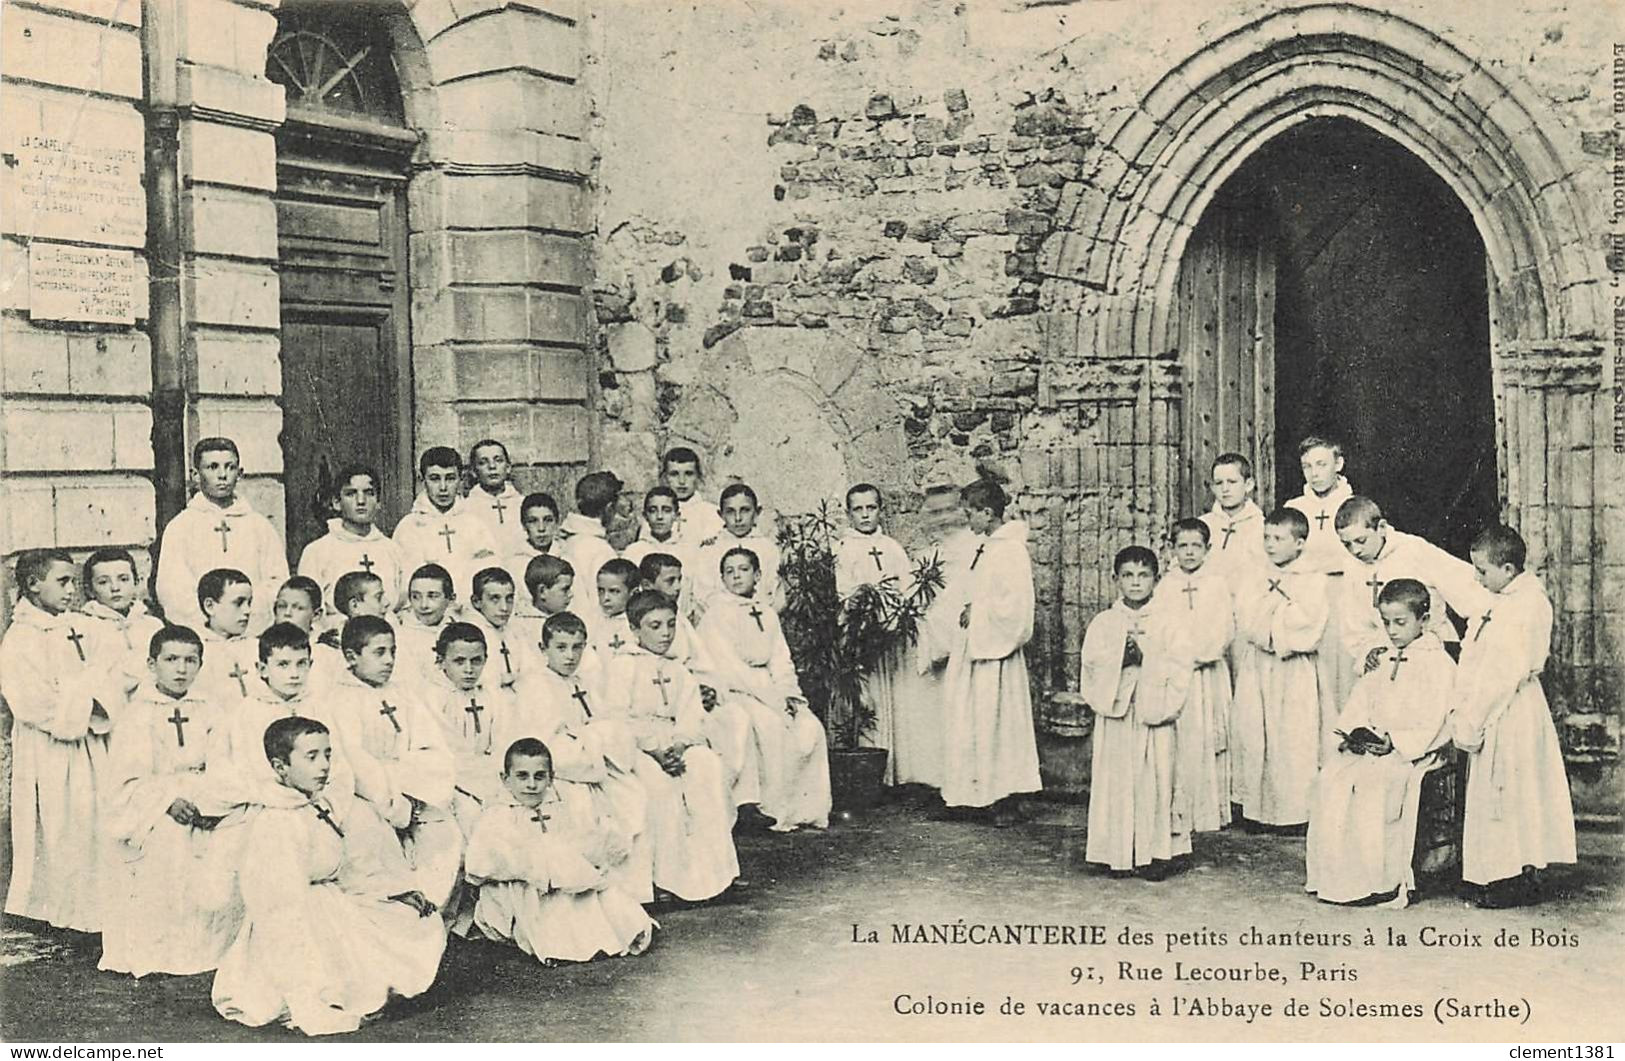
[{"left": 1079, "top": 437, "right": 1578, "bottom": 912}]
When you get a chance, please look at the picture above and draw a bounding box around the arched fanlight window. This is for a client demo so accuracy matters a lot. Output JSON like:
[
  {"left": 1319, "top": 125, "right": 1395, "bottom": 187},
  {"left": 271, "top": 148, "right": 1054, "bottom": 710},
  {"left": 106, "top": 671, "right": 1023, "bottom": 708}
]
[{"left": 266, "top": 5, "right": 405, "bottom": 127}]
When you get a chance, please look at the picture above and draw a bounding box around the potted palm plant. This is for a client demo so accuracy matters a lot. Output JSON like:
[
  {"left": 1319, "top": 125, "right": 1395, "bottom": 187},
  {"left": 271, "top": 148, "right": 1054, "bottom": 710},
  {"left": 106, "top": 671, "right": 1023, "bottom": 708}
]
[{"left": 777, "top": 503, "right": 943, "bottom": 813}]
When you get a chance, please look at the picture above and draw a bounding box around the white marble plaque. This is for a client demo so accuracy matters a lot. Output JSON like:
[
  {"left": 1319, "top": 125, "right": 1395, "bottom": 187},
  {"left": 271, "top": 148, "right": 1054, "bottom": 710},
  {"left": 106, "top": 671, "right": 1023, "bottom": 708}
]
[{"left": 27, "top": 242, "right": 137, "bottom": 323}]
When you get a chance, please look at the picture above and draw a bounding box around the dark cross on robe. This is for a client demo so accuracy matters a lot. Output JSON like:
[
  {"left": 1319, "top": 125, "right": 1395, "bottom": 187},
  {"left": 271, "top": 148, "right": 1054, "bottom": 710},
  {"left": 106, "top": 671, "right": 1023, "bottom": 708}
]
[
  {"left": 529, "top": 805, "right": 550, "bottom": 829},
  {"left": 868, "top": 546, "right": 885, "bottom": 571},
  {"left": 228, "top": 662, "right": 248, "bottom": 697},
  {"left": 1366, "top": 572, "right": 1385, "bottom": 607},
  {"left": 498, "top": 640, "right": 513, "bottom": 673},
  {"left": 1181, "top": 581, "right": 1200, "bottom": 610},
  {"left": 1267, "top": 578, "right": 1292, "bottom": 601},
  {"left": 1220, "top": 524, "right": 1236, "bottom": 550},
  {"left": 215, "top": 519, "right": 232, "bottom": 551},
  {"left": 1389, "top": 649, "right": 1408, "bottom": 681},
  {"left": 312, "top": 802, "right": 344, "bottom": 837},
  {"left": 651, "top": 669, "right": 671, "bottom": 707},
  {"left": 608, "top": 632, "right": 626, "bottom": 652},
  {"left": 969, "top": 543, "right": 985, "bottom": 569},
  {"left": 1315, "top": 509, "right": 1331, "bottom": 530},
  {"left": 571, "top": 684, "right": 592, "bottom": 718},
  {"left": 65, "top": 626, "right": 86, "bottom": 662},
  {"left": 438, "top": 523, "right": 457, "bottom": 553},
  {"left": 1474, "top": 610, "right": 1493, "bottom": 642},
  {"left": 168, "top": 705, "right": 190, "bottom": 747},
  {"left": 491, "top": 495, "right": 509, "bottom": 524},
  {"left": 747, "top": 605, "right": 764, "bottom": 631},
  {"left": 358, "top": 554, "right": 376, "bottom": 575},
  {"left": 379, "top": 700, "right": 401, "bottom": 733},
  {"left": 464, "top": 697, "right": 484, "bottom": 733}
]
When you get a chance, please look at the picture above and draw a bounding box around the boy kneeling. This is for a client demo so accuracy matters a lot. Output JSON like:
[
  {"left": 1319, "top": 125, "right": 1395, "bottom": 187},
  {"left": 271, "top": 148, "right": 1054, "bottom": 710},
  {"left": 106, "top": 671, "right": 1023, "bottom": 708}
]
[
  {"left": 465, "top": 738, "right": 654, "bottom": 964},
  {"left": 211, "top": 717, "right": 444, "bottom": 1037}
]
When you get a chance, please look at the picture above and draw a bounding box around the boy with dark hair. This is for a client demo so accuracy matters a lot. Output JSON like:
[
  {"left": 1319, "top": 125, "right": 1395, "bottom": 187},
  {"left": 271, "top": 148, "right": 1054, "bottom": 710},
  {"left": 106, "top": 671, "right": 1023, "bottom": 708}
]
[
  {"left": 393, "top": 446, "right": 500, "bottom": 603},
  {"left": 467, "top": 439, "right": 530, "bottom": 555},
  {"left": 396, "top": 563, "right": 457, "bottom": 687},
  {"left": 1196, "top": 452, "right": 1267, "bottom": 593},
  {"left": 661, "top": 446, "right": 725, "bottom": 546},
  {"left": 834, "top": 483, "right": 912, "bottom": 781},
  {"left": 1, "top": 548, "right": 114, "bottom": 931},
  {"left": 156, "top": 437, "right": 288, "bottom": 634},
  {"left": 1453, "top": 524, "right": 1576, "bottom": 907},
  {"left": 694, "top": 482, "right": 783, "bottom": 611},
  {"left": 297, "top": 463, "right": 407, "bottom": 614},
  {"left": 82, "top": 546, "right": 164, "bottom": 698},
  {"left": 557, "top": 470, "right": 624, "bottom": 618},
  {"left": 589, "top": 557, "right": 642, "bottom": 659},
  {"left": 193, "top": 568, "right": 261, "bottom": 707},
  {"left": 1285, "top": 436, "right": 1360, "bottom": 735}
]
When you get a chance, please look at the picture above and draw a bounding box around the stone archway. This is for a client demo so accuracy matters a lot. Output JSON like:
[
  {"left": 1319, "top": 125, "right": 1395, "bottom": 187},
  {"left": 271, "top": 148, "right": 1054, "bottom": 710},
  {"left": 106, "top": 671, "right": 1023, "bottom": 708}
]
[{"left": 1037, "top": 3, "right": 1613, "bottom": 792}]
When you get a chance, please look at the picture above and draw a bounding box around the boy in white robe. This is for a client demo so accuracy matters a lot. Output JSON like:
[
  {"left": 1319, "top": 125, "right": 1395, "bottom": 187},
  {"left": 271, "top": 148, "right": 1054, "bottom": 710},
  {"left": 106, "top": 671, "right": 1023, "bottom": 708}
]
[
  {"left": 1080, "top": 547, "right": 1193, "bottom": 875},
  {"left": 466, "top": 566, "right": 537, "bottom": 690},
  {"left": 155, "top": 437, "right": 287, "bottom": 635},
  {"left": 2, "top": 549, "right": 114, "bottom": 931},
  {"left": 397, "top": 564, "right": 458, "bottom": 687},
  {"left": 598, "top": 590, "right": 740, "bottom": 902},
  {"left": 80, "top": 547, "right": 164, "bottom": 699},
  {"left": 1231, "top": 508, "right": 1328, "bottom": 828},
  {"left": 467, "top": 738, "right": 654, "bottom": 962},
  {"left": 1196, "top": 452, "right": 1268, "bottom": 593},
  {"left": 1453, "top": 524, "right": 1576, "bottom": 908},
  {"left": 661, "top": 446, "right": 725, "bottom": 547},
  {"left": 589, "top": 558, "right": 642, "bottom": 659},
  {"left": 623, "top": 487, "right": 702, "bottom": 624},
  {"left": 211, "top": 717, "right": 444, "bottom": 1037},
  {"left": 271, "top": 576, "right": 344, "bottom": 695},
  {"left": 1152, "top": 519, "right": 1234, "bottom": 831},
  {"left": 694, "top": 483, "right": 782, "bottom": 612},
  {"left": 640, "top": 554, "right": 758, "bottom": 811},
  {"left": 100, "top": 625, "right": 240, "bottom": 976},
  {"left": 506, "top": 493, "right": 561, "bottom": 642},
  {"left": 700, "top": 548, "right": 832, "bottom": 831},
  {"left": 508, "top": 613, "right": 652, "bottom": 899},
  {"left": 466, "top": 439, "right": 530, "bottom": 557},
  {"left": 192, "top": 569, "right": 260, "bottom": 709},
  {"left": 940, "top": 481, "right": 1042, "bottom": 822},
  {"left": 393, "top": 446, "right": 500, "bottom": 600},
  {"left": 555, "top": 470, "right": 622, "bottom": 619},
  {"left": 1285, "top": 437, "right": 1359, "bottom": 750},
  {"left": 835, "top": 483, "right": 913, "bottom": 781},
  {"left": 890, "top": 484, "right": 979, "bottom": 789},
  {"left": 421, "top": 622, "right": 513, "bottom": 822},
  {"left": 1306, "top": 579, "right": 1452, "bottom": 907},
  {"left": 326, "top": 616, "right": 461, "bottom": 911},
  {"left": 297, "top": 464, "right": 408, "bottom": 614}
]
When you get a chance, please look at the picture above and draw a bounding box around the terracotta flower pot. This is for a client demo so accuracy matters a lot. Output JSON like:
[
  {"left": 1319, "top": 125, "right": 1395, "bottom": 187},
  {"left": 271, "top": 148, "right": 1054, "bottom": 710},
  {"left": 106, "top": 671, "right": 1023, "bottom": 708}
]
[{"left": 829, "top": 746, "right": 889, "bottom": 813}]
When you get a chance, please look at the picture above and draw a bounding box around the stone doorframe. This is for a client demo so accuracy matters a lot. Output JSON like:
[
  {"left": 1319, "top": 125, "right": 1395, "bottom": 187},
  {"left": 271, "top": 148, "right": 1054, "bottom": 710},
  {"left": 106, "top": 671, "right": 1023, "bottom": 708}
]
[{"left": 1034, "top": 4, "right": 1615, "bottom": 782}]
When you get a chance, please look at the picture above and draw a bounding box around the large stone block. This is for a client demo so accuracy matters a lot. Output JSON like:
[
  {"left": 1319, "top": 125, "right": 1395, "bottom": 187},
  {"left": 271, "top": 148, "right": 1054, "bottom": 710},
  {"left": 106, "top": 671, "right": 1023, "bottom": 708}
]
[
  {"left": 452, "top": 346, "right": 532, "bottom": 400},
  {"left": 418, "top": 230, "right": 589, "bottom": 288},
  {"left": 176, "top": 65, "right": 285, "bottom": 128},
  {"left": 1, "top": 322, "right": 70, "bottom": 392},
  {"left": 196, "top": 399, "right": 284, "bottom": 474},
  {"left": 184, "top": 259, "right": 279, "bottom": 330},
  {"left": 237, "top": 476, "right": 287, "bottom": 543},
  {"left": 176, "top": 0, "right": 278, "bottom": 76},
  {"left": 431, "top": 172, "right": 590, "bottom": 233},
  {"left": 50, "top": 476, "right": 157, "bottom": 547},
  {"left": 528, "top": 404, "right": 590, "bottom": 464},
  {"left": 434, "top": 71, "right": 588, "bottom": 141},
  {"left": 0, "top": 85, "right": 145, "bottom": 247},
  {"left": 3, "top": 480, "right": 58, "bottom": 550},
  {"left": 534, "top": 349, "right": 590, "bottom": 401},
  {"left": 606, "top": 322, "right": 657, "bottom": 372},
  {"left": 194, "top": 329, "right": 281, "bottom": 396},
  {"left": 2, "top": 399, "right": 146, "bottom": 470},
  {"left": 182, "top": 120, "right": 277, "bottom": 191},
  {"left": 111, "top": 405, "right": 154, "bottom": 469},
  {"left": 68, "top": 332, "right": 150, "bottom": 395},
  {"left": 183, "top": 187, "right": 279, "bottom": 261},
  {"left": 1, "top": 6, "right": 141, "bottom": 99},
  {"left": 427, "top": 8, "right": 581, "bottom": 85},
  {"left": 455, "top": 404, "right": 531, "bottom": 455},
  {"left": 31, "top": 0, "right": 141, "bottom": 26},
  {"left": 421, "top": 129, "right": 592, "bottom": 180}
]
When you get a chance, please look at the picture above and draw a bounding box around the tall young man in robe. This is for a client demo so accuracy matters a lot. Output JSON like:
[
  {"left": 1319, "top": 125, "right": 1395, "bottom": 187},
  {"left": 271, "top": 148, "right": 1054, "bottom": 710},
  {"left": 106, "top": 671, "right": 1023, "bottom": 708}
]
[
  {"left": 393, "top": 447, "right": 500, "bottom": 603},
  {"left": 940, "top": 480, "right": 1041, "bottom": 824},
  {"left": 1284, "top": 437, "right": 1359, "bottom": 754},
  {"left": 834, "top": 483, "right": 912, "bottom": 784},
  {"left": 466, "top": 439, "right": 530, "bottom": 557}
]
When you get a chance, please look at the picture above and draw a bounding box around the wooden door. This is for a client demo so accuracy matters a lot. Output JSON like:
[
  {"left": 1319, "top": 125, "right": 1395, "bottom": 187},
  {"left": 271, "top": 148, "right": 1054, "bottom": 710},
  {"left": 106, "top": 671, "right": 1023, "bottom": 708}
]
[
  {"left": 1177, "top": 201, "right": 1276, "bottom": 513},
  {"left": 276, "top": 158, "right": 413, "bottom": 560}
]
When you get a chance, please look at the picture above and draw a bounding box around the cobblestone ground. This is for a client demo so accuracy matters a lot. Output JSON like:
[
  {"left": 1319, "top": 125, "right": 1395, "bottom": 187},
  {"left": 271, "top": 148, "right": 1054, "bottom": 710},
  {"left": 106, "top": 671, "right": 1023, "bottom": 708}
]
[{"left": 2, "top": 791, "right": 1620, "bottom": 1043}]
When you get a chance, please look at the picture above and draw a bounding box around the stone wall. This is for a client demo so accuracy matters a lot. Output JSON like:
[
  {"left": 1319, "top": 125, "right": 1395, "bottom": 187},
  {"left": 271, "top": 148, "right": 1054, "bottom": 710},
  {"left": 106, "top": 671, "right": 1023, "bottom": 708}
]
[{"left": 582, "top": 0, "right": 1621, "bottom": 809}]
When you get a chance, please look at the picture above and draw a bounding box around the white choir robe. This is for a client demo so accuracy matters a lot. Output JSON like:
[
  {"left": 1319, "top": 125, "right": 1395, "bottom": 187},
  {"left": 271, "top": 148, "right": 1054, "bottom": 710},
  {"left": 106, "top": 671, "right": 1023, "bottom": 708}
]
[
  {"left": 666, "top": 612, "right": 759, "bottom": 809},
  {"left": 1080, "top": 599, "right": 1193, "bottom": 870},
  {"left": 210, "top": 787, "right": 446, "bottom": 1037},
  {"left": 1452, "top": 573, "right": 1576, "bottom": 885},
  {"left": 81, "top": 599, "right": 164, "bottom": 700},
  {"left": 693, "top": 530, "right": 783, "bottom": 613},
  {"left": 1305, "top": 634, "right": 1452, "bottom": 903},
  {"left": 392, "top": 492, "right": 501, "bottom": 603},
  {"left": 836, "top": 528, "right": 913, "bottom": 782},
  {"left": 1198, "top": 500, "right": 1268, "bottom": 594},
  {"left": 505, "top": 543, "right": 556, "bottom": 612},
  {"left": 1, "top": 599, "right": 115, "bottom": 930},
  {"left": 1339, "top": 528, "right": 1491, "bottom": 669},
  {"left": 672, "top": 500, "right": 725, "bottom": 550},
  {"left": 422, "top": 671, "right": 515, "bottom": 820},
  {"left": 940, "top": 520, "right": 1042, "bottom": 809},
  {"left": 466, "top": 787, "right": 654, "bottom": 962},
  {"left": 554, "top": 513, "right": 617, "bottom": 618},
  {"left": 1286, "top": 478, "right": 1358, "bottom": 735},
  {"left": 325, "top": 670, "right": 461, "bottom": 909},
  {"left": 395, "top": 614, "right": 451, "bottom": 688},
  {"left": 156, "top": 492, "right": 288, "bottom": 635},
  {"left": 622, "top": 536, "right": 704, "bottom": 624},
  {"left": 99, "top": 681, "right": 240, "bottom": 976},
  {"left": 586, "top": 609, "right": 636, "bottom": 659},
  {"left": 192, "top": 627, "right": 259, "bottom": 709},
  {"left": 700, "top": 593, "right": 831, "bottom": 830},
  {"left": 297, "top": 519, "right": 409, "bottom": 614},
  {"left": 506, "top": 665, "right": 653, "bottom": 899},
  {"left": 466, "top": 482, "right": 531, "bottom": 558},
  {"left": 466, "top": 611, "right": 540, "bottom": 690},
  {"left": 888, "top": 527, "right": 980, "bottom": 787},
  {"left": 1152, "top": 567, "right": 1235, "bottom": 831},
  {"left": 1231, "top": 557, "right": 1328, "bottom": 825},
  {"left": 598, "top": 646, "right": 739, "bottom": 900}
]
